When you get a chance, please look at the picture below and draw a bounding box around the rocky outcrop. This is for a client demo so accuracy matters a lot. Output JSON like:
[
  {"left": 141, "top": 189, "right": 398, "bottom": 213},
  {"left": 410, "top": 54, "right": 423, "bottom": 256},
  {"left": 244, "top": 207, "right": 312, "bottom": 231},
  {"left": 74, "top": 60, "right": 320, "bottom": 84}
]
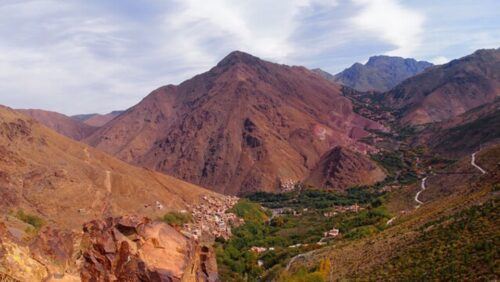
[
  {"left": 80, "top": 216, "right": 210, "bottom": 282},
  {"left": 0, "top": 215, "right": 216, "bottom": 282},
  {"left": 305, "top": 146, "right": 386, "bottom": 190},
  {"left": 0, "top": 222, "right": 48, "bottom": 281},
  {"left": 29, "top": 226, "right": 78, "bottom": 278}
]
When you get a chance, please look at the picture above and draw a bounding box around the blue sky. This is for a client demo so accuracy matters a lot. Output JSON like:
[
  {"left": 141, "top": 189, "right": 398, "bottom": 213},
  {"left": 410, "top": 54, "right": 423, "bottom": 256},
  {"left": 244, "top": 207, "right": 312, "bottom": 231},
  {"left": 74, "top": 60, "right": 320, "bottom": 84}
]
[{"left": 0, "top": 0, "right": 499, "bottom": 115}]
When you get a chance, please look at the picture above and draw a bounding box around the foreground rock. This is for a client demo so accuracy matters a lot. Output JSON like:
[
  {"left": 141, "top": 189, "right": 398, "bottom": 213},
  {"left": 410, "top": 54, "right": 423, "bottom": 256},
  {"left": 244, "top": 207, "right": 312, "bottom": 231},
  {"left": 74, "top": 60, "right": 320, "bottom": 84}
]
[
  {"left": 0, "top": 215, "right": 218, "bottom": 282},
  {"left": 80, "top": 216, "right": 216, "bottom": 281},
  {"left": 0, "top": 222, "right": 48, "bottom": 281}
]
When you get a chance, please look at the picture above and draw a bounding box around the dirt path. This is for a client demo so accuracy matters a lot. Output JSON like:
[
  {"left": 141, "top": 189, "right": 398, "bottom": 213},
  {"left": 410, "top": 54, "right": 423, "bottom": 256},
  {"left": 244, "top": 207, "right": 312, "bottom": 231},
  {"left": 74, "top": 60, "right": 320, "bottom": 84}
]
[
  {"left": 83, "top": 147, "right": 90, "bottom": 164},
  {"left": 471, "top": 152, "right": 486, "bottom": 174},
  {"left": 386, "top": 216, "right": 396, "bottom": 225},
  {"left": 415, "top": 177, "right": 427, "bottom": 207},
  {"left": 285, "top": 249, "right": 317, "bottom": 271},
  {"left": 104, "top": 170, "right": 112, "bottom": 193}
]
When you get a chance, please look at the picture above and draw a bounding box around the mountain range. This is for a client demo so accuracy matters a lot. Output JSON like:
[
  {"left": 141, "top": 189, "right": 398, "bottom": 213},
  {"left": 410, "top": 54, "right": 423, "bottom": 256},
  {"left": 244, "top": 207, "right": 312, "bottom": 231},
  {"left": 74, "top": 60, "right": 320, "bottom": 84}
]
[
  {"left": 384, "top": 48, "right": 500, "bottom": 124},
  {"left": 315, "top": 55, "right": 433, "bottom": 92},
  {"left": 84, "top": 51, "right": 384, "bottom": 195},
  {"left": 1, "top": 47, "right": 499, "bottom": 281}
]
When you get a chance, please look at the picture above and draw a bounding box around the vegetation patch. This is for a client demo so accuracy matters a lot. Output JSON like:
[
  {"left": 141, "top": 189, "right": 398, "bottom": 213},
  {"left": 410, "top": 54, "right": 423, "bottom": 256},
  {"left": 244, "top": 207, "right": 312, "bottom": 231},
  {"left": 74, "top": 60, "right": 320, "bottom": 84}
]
[
  {"left": 229, "top": 199, "right": 270, "bottom": 222},
  {"left": 160, "top": 211, "right": 192, "bottom": 227},
  {"left": 15, "top": 209, "right": 44, "bottom": 231},
  {"left": 217, "top": 189, "right": 391, "bottom": 281},
  {"left": 363, "top": 199, "right": 499, "bottom": 280}
]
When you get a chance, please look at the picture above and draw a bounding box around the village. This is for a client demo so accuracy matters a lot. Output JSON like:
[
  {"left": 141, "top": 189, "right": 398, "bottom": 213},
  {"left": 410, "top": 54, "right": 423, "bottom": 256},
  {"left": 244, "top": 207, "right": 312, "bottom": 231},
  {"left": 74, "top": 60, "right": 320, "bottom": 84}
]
[{"left": 180, "top": 195, "right": 241, "bottom": 241}]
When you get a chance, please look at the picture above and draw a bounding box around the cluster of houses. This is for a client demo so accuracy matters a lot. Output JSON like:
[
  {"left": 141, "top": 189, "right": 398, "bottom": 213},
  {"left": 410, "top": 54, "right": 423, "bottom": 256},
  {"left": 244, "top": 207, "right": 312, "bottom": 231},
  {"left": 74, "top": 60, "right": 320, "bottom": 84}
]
[
  {"left": 181, "top": 195, "right": 241, "bottom": 241},
  {"left": 323, "top": 203, "right": 363, "bottom": 217},
  {"left": 279, "top": 178, "right": 297, "bottom": 192}
]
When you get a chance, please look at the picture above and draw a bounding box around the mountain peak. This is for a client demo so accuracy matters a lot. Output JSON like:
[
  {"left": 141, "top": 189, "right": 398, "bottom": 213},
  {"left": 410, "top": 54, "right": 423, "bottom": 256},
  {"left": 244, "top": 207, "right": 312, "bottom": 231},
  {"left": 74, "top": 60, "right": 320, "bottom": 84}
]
[
  {"left": 333, "top": 55, "right": 433, "bottom": 92},
  {"left": 217, "top": 50, "right": 262, "bottom": 67}
]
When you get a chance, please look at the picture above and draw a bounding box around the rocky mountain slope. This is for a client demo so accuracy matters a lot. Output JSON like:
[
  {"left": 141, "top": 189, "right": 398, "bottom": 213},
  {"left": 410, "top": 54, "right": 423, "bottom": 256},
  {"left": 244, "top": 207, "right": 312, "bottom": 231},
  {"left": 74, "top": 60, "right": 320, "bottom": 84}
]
[
  {"left": 0, "top": 104, "right": 228, "bottom": 281},
  {"left": 384, "top": 48, "right": 500, "bottom": 125},
  {"left": 305, "top": 146, "right": 386, "bottom": 190},
  {"left": 17, "top": 109, "right": 97, "bottom": 140},
  {"left": 1, "top": 105, "right": 221, "bottom": 229},
  {"left": 85, "top": 51, "right": 384, "bottom": 195},
  {"left": 72, "top": 110, "right": 124, "bottom": 127},
  {"left": 416, "top": 98, "right": 500, "bottom": 158},
  {"left": 317, "top": 55, "right": 432, "bottom": 92}
]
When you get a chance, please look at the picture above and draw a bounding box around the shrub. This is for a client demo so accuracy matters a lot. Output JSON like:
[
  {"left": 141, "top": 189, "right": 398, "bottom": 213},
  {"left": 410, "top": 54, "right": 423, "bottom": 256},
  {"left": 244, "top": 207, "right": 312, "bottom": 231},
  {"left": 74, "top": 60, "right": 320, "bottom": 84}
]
[
  {"left": 229, "top": 199, "right": 269, "bottom": 223},
  {"left": 15, "top": 210, "right": 44, "bottom": 230},
  {"left": 160, "top": 211, "right": 192, "bottom": 227}
]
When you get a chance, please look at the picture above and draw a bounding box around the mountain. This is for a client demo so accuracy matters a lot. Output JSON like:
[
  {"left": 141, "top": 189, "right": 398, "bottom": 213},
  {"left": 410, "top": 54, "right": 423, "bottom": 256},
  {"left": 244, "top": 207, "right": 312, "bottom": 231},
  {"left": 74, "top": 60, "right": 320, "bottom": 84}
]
[
  {"left": 0, "top": 104, "right": 236, "bottom": 281},
  {"left": 385, "top": 48, "right": 500, "bottom": 125},
  {"left": 17, "top": 109, "right": 97, "bottom": 140},
  {"left": 416, "top": 98, "right": 500, "bottom": 157},
  {"left": 305, "top": 146, "right": 386, "bottom": 189},
  {"left": 72, "top": 110, "right": 124, "bottom": 127},
  {"left": 85, "top": 51, "right": 384, "bottom": 195},
  {"left": 323, "top": 55, "right": 433, "bottom": 92},
  {"left": 0, "top": 105, "right": 222, "bottom": 229}
]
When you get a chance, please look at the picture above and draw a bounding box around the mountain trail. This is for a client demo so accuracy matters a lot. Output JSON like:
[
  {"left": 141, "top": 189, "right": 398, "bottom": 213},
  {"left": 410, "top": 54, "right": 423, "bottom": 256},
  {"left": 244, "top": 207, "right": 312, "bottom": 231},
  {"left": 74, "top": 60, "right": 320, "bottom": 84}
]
[
  {"left": 105, "top": 170, "right": 112, "bottom": 193},
  {"left": 415, "top": 177, "right": 427, "bottom": 207},
  {"left": 471, "top": 152, "right": 486, "bottom": 174},
  {"left": 83, "top": 147, "right": 90, "bottom": 164}
]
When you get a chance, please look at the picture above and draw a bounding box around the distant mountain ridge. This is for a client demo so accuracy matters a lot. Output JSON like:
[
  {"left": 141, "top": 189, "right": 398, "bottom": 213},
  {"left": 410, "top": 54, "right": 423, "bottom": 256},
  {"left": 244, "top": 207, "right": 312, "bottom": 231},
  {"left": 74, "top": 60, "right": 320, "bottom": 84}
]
[
  {"left": 72, "top": 110, "right": 124, "bottom": 127},
  {"left": 17, "top": 108, "right": 97, "bottom": 140},
  {"left": 315, "top": 55, "right": 433, "bottom": 92}
]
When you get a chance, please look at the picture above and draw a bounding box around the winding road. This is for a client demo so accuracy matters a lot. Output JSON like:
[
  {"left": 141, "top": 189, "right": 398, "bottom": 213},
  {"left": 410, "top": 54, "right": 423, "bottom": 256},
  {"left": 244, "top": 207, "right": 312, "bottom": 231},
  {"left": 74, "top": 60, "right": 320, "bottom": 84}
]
[
  {"left": 285, "top": 250, "right": 317, "bottom": 271},
  {"left": 414, "top": 177, "right": 427, "bottom": 206},
  {"left": 414, "top": 151, "right": 487, "bottom": 207},
  {"left": 471, "top": 152, "right": 486, "bottom": 174}
]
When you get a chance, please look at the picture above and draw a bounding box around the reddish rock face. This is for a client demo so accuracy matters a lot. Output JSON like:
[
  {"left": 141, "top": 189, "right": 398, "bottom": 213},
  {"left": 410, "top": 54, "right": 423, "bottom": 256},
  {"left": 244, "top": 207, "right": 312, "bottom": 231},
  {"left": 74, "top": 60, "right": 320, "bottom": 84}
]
[
  {"left": 80, "top": 216, "right": 195, "bottom": 282},
  {"left": 85, "top": 51, "right": 383, "bottom": 195},
  {"left": 305, "top": 146, "right": 386, "bottom": 190},
  {"left": 384, "top": 48, "right": 500, "bottom": 125},
  {"left": 30, "top": 226, "right": 76, "bottom": 276}
]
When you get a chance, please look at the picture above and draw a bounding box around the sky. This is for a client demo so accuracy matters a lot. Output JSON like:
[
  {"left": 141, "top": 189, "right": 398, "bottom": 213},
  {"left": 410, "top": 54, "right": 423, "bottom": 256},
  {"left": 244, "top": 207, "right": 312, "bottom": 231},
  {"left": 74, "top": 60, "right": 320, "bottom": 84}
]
[{"left": 0, "top": 0, "right": 499, "bottom": 115}]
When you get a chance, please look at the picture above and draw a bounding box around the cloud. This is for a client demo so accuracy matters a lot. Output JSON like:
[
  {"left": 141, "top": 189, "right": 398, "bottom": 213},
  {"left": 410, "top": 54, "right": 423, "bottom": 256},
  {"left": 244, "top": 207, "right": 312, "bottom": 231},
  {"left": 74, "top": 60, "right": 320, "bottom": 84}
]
[
  {"left": 430, "top": 56, "right": 449, "bottom": 65},
  {"left": 165, "top": 0, "right": 338, "bottom": 63},
  {"left": 0, "top": 0, "right": 498, "bottom": 115},
  {"left": 350, "top": 0, "right": 425, "bottom": 57}
]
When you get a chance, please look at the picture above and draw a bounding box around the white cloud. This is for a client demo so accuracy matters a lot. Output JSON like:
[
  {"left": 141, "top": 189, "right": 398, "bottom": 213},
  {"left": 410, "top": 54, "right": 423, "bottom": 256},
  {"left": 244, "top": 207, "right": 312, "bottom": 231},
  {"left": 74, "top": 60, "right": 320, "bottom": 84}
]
[
  {"left": 0, "top": 0, "right": 498, "bottom": 115},
  {"left": 351, "top": 0, "right": 425, "bottom": 57},
  {"left": 430, "top": 56, "right": 449, "bottom": 65},
  {"left": 166, "top": 0, "right": 338, "bottom": 63}
]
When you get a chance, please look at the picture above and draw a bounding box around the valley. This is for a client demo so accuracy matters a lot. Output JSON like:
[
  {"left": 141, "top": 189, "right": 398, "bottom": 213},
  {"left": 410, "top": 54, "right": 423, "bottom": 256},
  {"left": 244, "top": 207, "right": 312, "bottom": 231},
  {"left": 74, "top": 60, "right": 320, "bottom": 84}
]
[{"left": 0, "top": 47, "right": 498, "bottom": 281}]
